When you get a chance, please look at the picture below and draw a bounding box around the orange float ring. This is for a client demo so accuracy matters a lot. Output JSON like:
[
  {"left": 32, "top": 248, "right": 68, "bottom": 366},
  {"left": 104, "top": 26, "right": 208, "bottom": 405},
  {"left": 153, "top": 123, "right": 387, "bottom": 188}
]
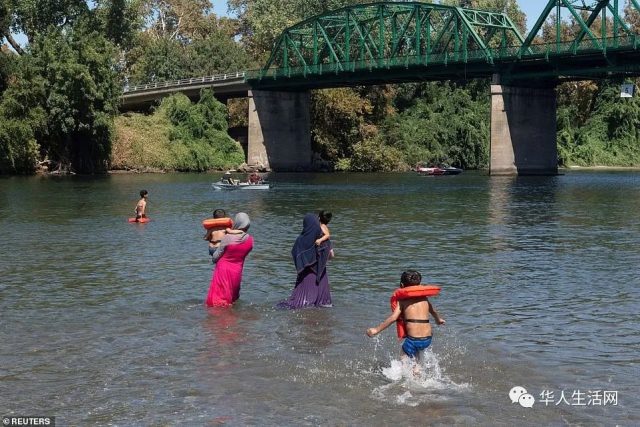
[
  {"left": 202, "top": 217, "right": 233, "bottom": 230},
  {"left": 128, "top": 217, "right": 150, "bottom": 223},
  {"left": 390, "top": 285, "right": 441, "bottom": 339}
]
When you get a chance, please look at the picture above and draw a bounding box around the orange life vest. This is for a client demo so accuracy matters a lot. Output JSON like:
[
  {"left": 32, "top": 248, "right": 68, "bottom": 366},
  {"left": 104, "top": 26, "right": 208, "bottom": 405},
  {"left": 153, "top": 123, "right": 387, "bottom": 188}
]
[
  {"left": 202, "top": 217, "right": 233, "bottom": 230},
  {"left": 390, "top": 285, "right": 441, "bottom": 339}
]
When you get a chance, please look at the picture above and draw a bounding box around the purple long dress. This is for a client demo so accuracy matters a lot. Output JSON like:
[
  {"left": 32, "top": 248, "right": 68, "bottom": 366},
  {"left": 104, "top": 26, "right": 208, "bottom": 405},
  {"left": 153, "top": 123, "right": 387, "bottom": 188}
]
[{"left": 278, "top": 214, "right": 332, "bottom": 309}]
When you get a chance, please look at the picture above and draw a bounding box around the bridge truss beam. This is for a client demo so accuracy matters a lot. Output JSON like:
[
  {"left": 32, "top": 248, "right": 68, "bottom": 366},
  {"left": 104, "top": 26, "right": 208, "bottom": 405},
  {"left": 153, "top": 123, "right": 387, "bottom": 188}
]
[
  {"left": 248, "top": 0, "right": 640, "bottom": 88},
  {"left": 520, "top": 0, "right": 640, "bottom": 56},
  {"left": 255, "top": 2, "right": 524, "bottom": 82}
]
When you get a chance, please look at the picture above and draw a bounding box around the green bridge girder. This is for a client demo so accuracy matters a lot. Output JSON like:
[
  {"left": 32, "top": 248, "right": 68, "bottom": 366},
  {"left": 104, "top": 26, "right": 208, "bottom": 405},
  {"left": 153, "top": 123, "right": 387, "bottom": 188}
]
[{"left": 247, "top": 0, "right": 640, "bottom": 89}]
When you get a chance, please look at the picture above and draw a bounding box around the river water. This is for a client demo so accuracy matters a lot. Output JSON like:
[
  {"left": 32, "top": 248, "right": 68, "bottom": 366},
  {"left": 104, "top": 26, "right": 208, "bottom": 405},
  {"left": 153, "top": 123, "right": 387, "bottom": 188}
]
[{"left": 1, "top": 171, "right": 638, "bottom": 426}]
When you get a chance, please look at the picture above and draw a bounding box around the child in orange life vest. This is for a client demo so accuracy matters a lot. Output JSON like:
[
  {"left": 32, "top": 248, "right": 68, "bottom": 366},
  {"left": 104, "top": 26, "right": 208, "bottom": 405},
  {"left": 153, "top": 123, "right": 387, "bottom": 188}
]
[
  {"left": 204, "top": 209, "right": 228, "bottom": 256},
  {"left": 366, "top": 270, "right": 445, "bottom": 361}
]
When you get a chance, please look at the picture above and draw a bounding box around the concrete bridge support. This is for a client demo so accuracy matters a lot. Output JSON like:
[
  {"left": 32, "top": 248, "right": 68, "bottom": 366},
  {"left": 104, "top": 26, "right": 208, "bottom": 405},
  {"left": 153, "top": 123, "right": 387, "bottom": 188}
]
[
  {"left": 490, "top": 81, "right": 558, "bottom": 175},
  {"left": 248, "top": 90, "right": 312, "bottom": 171}
]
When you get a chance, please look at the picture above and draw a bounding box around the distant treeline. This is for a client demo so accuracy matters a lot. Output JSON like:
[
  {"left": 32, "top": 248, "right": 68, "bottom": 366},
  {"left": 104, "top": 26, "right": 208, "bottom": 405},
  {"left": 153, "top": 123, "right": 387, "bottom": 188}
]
[{"left": 1, "top": 0, "right": 639, "bottom": 174}]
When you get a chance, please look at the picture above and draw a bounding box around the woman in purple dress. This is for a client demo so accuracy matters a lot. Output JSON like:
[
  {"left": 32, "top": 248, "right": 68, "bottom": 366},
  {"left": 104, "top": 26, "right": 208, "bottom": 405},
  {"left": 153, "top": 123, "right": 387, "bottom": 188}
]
[{"left": 278, "top": 213, "right": 332, "bottom": 309}]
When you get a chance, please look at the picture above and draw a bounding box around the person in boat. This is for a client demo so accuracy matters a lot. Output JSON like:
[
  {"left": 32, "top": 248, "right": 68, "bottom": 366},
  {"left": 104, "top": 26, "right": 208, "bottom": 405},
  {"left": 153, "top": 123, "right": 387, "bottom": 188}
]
[
  {"left": 134, "top": 190, "right": 148, "bottom": 222},
  {"left": 205, "top": 213, "right": 254, "bottom": 307},
  {"left": 278, "top": 213, "right": 333, "bottom": 309},
  {"left": 248, "top": 172, "right": 262, "bottom": 184},
  {"left": 366, "top": 270, "right": 445, "bottom": 363},
  {"left": 204, "top": 208, "right": 229, "bottom": 257},
  {"left": 222, "top": 172, "right": 238, "bottom": 185}
]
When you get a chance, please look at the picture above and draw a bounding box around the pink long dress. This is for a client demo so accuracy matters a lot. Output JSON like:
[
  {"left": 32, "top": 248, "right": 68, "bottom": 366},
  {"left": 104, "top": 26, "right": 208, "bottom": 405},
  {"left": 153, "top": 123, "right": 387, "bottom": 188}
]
[{"left": 205, "top": 235, "right": 254, "bottom": 307}]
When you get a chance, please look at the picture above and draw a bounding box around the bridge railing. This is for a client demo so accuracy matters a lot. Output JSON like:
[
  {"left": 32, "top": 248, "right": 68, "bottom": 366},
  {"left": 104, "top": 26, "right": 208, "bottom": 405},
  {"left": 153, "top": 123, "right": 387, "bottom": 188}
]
[{"left": 123, "top": 71, "right": 246, "bottom": 94}]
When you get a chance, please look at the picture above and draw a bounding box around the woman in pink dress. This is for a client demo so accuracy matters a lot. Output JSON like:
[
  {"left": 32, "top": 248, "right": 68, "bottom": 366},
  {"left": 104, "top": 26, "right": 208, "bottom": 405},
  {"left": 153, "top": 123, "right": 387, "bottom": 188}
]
[{"left": 205, "top": 212, "right": 254, "bottom": 307}]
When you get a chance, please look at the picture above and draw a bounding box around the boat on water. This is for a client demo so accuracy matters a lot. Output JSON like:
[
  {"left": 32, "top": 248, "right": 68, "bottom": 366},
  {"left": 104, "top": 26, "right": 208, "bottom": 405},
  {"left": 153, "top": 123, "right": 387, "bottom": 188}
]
[
  {"left": 212, "top": 181, "right": 270, "bottom": 190},
  {"left": 415, "top": 164, "right": 463, "bottom": 176},
  {"left": 416, "top": 165, "right": 445, "bottom": 176},
  {"left": 212, "top": 171, "right": 271, "bottom": 190},
  {"left": 438, "top": 165, "right": 463, "bottom": 175}
]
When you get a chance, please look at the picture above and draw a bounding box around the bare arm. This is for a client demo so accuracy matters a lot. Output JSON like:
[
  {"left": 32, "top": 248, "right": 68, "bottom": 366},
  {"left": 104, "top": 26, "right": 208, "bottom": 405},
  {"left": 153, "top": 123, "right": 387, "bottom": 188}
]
[
  {"left": 366, "top": 304, "right": 402, "bottom": 337},
  {"left": 315, "top": 224, "right": 330, "bottom": 246},
  {"left": 428, "top": 300, "right": 446, "bottom": 325}
]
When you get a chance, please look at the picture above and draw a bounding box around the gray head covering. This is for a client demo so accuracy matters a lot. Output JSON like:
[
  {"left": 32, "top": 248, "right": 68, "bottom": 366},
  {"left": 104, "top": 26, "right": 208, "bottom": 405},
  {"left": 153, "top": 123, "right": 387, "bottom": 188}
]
[{"left": 233, "top": 212, "right": 250, "bottom": 231}]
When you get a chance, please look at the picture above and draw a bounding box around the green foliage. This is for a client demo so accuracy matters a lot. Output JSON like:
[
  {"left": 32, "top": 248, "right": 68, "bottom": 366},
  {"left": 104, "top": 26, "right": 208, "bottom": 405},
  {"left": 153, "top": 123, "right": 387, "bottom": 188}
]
[
  {"left": 381, "top": 81, "right": 490, "bottom": 169},
  {"left": 349, "top": 139, "right": 405, "bottom": 172},
  {"left": 558, "top": 81, "right": 640, "bottom": 166},
  {"left": 31, "top": 25, "right": 119, "bottom": 172},
  {"left": 127, "top": 36, "right": 188, "bottom": 84},
  {"left": 0, "top": 21, "right": 119, "bottom": 174},
  {"left": 127, "top": 29, "right": 251, "bottom": 85},
  {"left": 188, "top": 32, "right": 252, "bottom": 76},
  {"left": 0, "top": 50, "right": 14, "bottom": 94},
  {"left": 0, "top": 118, "right": 39, "bottom": 174},
  {"left": 112, "top": 90, "right": 244, "bottom": 172},
  {"left": 311, "top": 87, "right": 371, "bottom": 160},
  {"left": 94, "top": 0, "right": 140, "bottom": 49},
  {"left": 7, "top": 0, "right": 89, "bottom": 42}
]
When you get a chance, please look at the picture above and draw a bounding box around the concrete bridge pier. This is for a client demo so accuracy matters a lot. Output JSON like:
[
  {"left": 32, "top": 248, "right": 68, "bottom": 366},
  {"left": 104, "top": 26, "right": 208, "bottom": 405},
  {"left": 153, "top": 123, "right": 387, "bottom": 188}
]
[
  {"left": 248, "top": 90, "right": 311, "bottom": 171},
  {"left": 490, "top": 78, "right": 558, "bottom": 175}
]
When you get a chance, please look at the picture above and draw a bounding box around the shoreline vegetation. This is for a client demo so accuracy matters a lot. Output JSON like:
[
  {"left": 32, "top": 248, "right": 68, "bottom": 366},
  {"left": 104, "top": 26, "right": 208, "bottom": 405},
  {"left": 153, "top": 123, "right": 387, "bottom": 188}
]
[
  {"left": 2, "top": 1, "right": 640, "bottom": 176},
  {"left": 110, "top": 91, "right": 245, "bottom": 174}
]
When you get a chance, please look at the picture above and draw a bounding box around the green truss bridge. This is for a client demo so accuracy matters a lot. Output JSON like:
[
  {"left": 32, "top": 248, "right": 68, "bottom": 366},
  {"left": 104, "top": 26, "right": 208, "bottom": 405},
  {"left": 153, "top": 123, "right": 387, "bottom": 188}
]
[
  {"left": 121, "top": 0, "right": 640, "bottom": 174},
  {"left": 246, "top": 0, "right": 640, "bottom": 88}
]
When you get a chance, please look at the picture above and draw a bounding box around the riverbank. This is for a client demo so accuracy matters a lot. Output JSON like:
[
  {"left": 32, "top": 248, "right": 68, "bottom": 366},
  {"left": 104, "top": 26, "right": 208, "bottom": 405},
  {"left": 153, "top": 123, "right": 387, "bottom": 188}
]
[
  {"left": 111, "top": 93, "right": 245, "bottom": 173},
  {"left": 564, "top": 165, "right": 640, "bottom": 170}
]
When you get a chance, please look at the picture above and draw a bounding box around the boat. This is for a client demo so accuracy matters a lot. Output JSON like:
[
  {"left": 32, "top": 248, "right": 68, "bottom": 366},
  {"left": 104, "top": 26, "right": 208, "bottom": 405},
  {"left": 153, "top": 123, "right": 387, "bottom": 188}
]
[
  {"left": 415, "top": 163, "right": 463, "bottom": 176},
  {"left": 439, "top": 165, "right": 463, "bottom": 175},
  {"left": 416, "top": 166, "right": 445, "bottom": 176},
  {"left": 212, "top": 181, "right": 270, "bottom": 190},
  {"left": 212, "top": 171, "right": 271, "bottom": 190},
  {"left": 416, "top": 163, "right": 444, "bottom": 176}
]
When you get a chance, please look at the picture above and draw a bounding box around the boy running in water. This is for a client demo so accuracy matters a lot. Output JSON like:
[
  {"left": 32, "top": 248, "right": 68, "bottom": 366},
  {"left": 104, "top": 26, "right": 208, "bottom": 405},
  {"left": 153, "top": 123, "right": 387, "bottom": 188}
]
[{"left": 366, "top": 270, "right": 445, "bottom": 362}]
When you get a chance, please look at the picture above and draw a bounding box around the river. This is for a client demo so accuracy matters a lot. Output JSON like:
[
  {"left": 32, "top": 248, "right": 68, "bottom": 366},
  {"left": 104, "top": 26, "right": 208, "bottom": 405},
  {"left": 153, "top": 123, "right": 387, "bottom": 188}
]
[{"left": 1, "top": 171, "right": 638, "bottom": 425}]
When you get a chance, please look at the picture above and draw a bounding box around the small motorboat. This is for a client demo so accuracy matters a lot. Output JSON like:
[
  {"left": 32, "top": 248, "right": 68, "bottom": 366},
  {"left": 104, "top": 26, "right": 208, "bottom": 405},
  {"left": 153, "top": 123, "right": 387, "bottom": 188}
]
[
  {"left": 439, "top": 165, "right": 463, "bottom": 175},
  {"left": 212, "top": 181, "right": 270, "bottom": 190},
  {"left": 416, "top": 166, "right": 445, "bottom": 176},
  {"left": 212, "top": 171, "right": 270, "bottom": 190},
  {"left": 416, "top": 163, "right": 463, "bottom": 176}
]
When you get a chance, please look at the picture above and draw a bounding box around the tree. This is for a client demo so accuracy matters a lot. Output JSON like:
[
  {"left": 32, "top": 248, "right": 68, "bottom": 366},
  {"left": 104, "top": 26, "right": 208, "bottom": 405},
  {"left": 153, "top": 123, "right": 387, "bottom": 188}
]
[
  {"left": 0, "top": 20, "right": 120, "bottom": 174},
  {"left": 127, "top": 34, "right": 188, "bottom": 84},
  {"left": 7, "top": 0, "right": 88, "bottom": 44},
  {"left": 139, "top": 0, "right": 211, "bottom": 41},
  {"left": 188, "top": 29, "right": 253, "bottom": 76},
  {"left": 94, "top": 0, "right": 141, "bottom": 49}
]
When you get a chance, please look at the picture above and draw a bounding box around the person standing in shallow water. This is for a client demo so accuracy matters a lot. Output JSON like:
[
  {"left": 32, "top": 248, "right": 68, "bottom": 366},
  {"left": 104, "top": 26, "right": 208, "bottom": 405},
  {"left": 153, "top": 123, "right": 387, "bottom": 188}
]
[
  {"left": 134, "top": 190, "right": 148, "bottom": 221},
  {"left": 205, "top": 212, "right": 254, "bottom": 307},
  {"left": 278, "top": 213, "right": 333, "bottom": 309}
]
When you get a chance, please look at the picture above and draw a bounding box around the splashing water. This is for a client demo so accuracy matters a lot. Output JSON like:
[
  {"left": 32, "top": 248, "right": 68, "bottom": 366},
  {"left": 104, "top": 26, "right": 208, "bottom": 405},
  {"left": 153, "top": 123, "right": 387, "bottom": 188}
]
[{"left": 371, "top": 350, "right": 470, "bottom": 406}]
